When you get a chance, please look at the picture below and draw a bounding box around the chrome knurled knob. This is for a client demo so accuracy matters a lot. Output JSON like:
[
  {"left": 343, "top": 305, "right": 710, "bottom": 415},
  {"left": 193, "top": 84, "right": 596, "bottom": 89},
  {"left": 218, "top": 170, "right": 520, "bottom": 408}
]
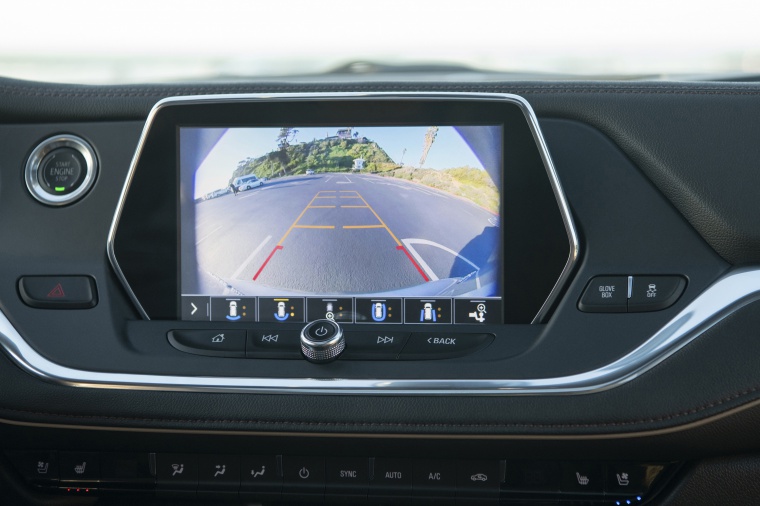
[{"left": 300, "top": 319, "right": 344, "bottom": 363}]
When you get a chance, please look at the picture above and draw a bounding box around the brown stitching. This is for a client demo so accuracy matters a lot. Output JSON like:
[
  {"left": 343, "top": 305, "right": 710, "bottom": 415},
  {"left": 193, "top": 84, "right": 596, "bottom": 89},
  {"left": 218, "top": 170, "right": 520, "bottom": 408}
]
[
  {"left": 1, "top": 385, "right": 759, "bottom": 430},
  {"left": 3, "top": 83, "right": 760, "bottom": 100}
]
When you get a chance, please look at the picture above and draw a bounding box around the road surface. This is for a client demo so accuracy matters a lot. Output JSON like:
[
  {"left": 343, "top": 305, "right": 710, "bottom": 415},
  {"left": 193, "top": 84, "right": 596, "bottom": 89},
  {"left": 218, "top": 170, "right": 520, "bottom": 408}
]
[{"left": 188, "top": 173, "right": 499, "bottom": 296}]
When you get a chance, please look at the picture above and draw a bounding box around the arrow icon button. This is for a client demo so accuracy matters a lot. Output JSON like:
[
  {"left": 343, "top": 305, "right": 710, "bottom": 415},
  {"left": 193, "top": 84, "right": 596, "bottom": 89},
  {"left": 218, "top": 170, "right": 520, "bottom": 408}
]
[{"left": 191, "top": 303, "right": 198, "bottom": 315}]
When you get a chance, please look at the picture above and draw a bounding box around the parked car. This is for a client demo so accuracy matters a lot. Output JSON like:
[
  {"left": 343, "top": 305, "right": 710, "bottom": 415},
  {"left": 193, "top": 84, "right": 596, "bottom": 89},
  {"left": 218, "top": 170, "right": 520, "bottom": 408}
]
[{"left": 233, "top": 174, "right": 263, "bottom": 191}]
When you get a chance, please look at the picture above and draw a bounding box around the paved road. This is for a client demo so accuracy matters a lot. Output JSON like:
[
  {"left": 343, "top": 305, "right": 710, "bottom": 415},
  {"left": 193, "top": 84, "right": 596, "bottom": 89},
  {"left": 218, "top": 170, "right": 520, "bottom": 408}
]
[{"left": 189, "top": 173, "right": 499, "bottom": 296}]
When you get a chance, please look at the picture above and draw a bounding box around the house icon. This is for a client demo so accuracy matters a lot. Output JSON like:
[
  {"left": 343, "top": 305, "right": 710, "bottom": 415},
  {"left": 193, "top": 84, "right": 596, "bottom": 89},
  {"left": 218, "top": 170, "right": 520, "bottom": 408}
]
[{"left": 211, "top": 334, "right": 225, "bottom": 343}]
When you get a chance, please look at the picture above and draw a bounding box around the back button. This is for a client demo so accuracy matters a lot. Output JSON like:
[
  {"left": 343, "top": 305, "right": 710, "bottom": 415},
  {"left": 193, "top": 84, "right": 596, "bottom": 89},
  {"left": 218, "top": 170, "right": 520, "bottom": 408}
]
[{"left": 399, "top": 333, "right": 494, "bottom": 360}]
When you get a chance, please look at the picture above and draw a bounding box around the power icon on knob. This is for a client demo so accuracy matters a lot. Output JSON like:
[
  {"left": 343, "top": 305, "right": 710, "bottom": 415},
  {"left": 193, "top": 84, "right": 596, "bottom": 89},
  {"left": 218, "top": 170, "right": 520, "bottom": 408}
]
[
  {"left": 299, "top": 467, "right": 310, "bottom": 479},
  {"left": 301, "top": 319, "right": 344, "bottom": 363}
]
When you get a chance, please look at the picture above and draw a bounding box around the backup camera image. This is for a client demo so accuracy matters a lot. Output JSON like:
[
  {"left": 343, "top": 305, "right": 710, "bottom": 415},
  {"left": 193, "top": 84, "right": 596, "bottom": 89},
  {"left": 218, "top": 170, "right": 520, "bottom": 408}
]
[{"left": 180, "top": 125, "right": 502, "bottom": 299}]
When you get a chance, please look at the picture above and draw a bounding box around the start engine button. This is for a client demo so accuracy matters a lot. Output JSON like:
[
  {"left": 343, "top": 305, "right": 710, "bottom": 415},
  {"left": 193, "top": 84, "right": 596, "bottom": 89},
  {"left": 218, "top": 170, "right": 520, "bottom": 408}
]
[
  {"left": 38, "top": 147, "right": 86, "bottom": 195},
  {"left": 25, "top": 134, "right": 98, "bottom": 206}
]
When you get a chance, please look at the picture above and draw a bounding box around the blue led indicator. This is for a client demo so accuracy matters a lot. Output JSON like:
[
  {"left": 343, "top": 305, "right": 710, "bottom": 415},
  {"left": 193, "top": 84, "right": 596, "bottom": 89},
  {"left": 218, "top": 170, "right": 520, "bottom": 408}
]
[
  {"left": 626, "top": 501, "right": 631, "bottom": 505},
  {"left": 637, "top": 497, "right": 642, "bottom": 501}
]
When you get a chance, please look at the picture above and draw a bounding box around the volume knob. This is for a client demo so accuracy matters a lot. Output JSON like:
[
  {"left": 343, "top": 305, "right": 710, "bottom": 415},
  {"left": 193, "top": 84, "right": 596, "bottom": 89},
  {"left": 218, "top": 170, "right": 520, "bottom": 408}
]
[{"left": 300, "top": 319, "right": 345, "bottom": 363}]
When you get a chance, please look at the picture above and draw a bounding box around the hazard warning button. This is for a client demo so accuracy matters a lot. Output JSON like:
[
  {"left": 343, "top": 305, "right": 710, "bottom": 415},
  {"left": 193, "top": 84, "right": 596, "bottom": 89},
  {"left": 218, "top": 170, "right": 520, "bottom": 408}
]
[{"left": 18, "top": 276, "right": 97, "bottom": 309}]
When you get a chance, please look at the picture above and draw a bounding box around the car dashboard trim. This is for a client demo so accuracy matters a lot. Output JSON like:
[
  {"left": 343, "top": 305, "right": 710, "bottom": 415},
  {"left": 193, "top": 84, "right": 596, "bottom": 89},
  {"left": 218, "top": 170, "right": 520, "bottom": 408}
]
[{"left": 0, "top": 267, "right": 757, "bottom": 396}]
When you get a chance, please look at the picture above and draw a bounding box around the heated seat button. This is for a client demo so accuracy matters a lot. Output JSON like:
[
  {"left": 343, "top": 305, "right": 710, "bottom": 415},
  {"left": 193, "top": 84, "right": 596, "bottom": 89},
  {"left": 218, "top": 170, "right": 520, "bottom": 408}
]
[
  {"left": 560, "top": 462, "right": 603, "bottom": 495},
  {"left": 578, "top": 276, "right": 628, "bottom": 313},
  {"left": 18, "top": 276, "right": 97, "bottom": 309},
  {"left": 168, "top": 330, "right": 246, "bottom": 357},
  {"left": 399, "top": 333, "right": 494, "bottom": 360},
  {"left": 341, "top": 331, "right": 410, "bottom": 360},
  {"left": 628, "top": 276, "right": 686, "bottom": 312},
  {"left": 59, "top": 452, "right": 100, "bottom": 483}
]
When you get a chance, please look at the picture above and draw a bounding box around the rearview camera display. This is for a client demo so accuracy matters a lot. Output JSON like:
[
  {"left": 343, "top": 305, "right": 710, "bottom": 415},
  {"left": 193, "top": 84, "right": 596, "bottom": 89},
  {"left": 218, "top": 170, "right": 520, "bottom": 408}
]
[{"left": 179, "top": 125, "right": 503, "bottom": 324}]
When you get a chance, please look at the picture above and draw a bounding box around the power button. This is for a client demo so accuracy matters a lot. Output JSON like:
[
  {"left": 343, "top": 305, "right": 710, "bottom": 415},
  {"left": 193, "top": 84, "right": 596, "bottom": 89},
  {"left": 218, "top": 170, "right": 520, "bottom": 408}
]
[
  {"left": 300, "top": 319, "right": 344, "bottom": 363},
  {"left": 25, "top": 135, "right": 98, "bottom": 206},
  {"left": 307, "top": 321, "right": 337, "bottom": 342}
]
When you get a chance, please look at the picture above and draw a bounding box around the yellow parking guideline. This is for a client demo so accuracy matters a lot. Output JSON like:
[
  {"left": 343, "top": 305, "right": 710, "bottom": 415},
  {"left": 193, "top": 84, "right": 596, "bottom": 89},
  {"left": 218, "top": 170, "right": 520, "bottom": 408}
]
[
  {"left": 355, "top": 191, "right": 402, "bottom": 246},
  {"left": 277, "top": 193, "right": 321, "bottom": 245}
]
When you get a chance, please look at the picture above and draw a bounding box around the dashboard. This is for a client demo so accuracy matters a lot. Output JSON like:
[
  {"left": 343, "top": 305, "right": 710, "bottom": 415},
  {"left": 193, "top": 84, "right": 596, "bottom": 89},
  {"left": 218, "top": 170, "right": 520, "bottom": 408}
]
[{"left": 1, "top": 78, "right": 760, "bottom": 505}]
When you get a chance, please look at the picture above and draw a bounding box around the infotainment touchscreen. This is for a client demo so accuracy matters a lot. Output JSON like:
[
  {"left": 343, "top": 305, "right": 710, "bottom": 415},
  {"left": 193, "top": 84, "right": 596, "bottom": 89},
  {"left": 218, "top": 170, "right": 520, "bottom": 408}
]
[{"left": 179, "top": 125, "right": 503, "bottom": 324}]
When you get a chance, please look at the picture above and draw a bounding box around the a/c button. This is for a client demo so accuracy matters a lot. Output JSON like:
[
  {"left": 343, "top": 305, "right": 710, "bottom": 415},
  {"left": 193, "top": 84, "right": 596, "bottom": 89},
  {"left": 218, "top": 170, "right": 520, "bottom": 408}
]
[{"left": 399, "top": 333, "right": 494, "bottom": 360}]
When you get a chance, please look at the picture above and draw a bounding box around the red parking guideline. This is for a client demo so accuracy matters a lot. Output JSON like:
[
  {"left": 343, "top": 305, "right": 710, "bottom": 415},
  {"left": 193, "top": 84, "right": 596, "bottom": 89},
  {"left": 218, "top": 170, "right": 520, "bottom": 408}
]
[
  {"left": 253, "top": 245, "right": 283, "bottom": 281},
  {"left": 397, "top": 245, "right": 429, "bottom": 281}
]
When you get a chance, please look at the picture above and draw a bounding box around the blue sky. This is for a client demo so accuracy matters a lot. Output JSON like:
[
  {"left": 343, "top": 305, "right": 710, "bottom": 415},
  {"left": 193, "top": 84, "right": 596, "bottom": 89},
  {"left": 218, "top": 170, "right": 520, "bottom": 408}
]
[{"left": 193, "top": 126, "right": 488, "bottom": 198}]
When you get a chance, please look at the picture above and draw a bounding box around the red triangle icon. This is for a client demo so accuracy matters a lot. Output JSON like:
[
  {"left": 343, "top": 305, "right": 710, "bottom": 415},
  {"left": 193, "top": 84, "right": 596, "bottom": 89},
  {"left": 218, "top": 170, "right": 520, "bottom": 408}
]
[{"left": 47, "top": 283, "right": 65, "bottom": 298}]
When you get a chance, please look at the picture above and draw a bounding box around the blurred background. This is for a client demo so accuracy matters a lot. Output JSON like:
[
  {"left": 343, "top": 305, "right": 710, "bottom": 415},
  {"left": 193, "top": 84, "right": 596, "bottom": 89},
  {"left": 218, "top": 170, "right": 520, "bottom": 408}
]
[{"left": 2, "top": 0, "right": 759, "bottom": 84}]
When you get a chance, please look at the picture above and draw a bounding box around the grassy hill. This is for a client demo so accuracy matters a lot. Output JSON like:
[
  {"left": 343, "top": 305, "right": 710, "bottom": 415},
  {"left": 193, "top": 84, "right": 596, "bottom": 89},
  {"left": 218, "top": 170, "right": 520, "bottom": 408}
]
[
  {"left": 230, "top": 134, "right": 498, "bottom": 215},
  {"left": 231, "top": 137, "right": 394, "bottom": 181},
  {"left": 378, "top": 166, "right": 499, "bottom": 214}
]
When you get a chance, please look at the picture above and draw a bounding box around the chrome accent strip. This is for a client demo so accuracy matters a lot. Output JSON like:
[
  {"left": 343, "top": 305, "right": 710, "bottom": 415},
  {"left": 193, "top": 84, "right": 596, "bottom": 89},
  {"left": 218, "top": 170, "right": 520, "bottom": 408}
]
[
  {"left": 628, "top": 276, "right": 634, "bottom": 299},
  {"left": 0, "top": 267, "right": 758, "bottom": 395},
  {"left": 25, "top": 134, "right": 98, "bottom": 206},
  {"left": 106, "top": 92, "right": 579, "bottom": 324}
]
